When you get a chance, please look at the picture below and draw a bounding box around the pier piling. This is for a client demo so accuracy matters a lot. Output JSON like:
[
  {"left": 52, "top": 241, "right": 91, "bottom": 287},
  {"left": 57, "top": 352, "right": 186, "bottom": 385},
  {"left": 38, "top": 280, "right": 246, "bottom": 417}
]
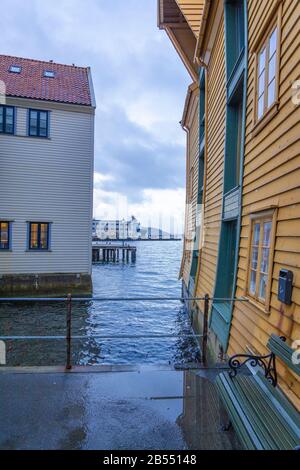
[{"left": 92, "top": 244, "right": 137, "bottom": 264}]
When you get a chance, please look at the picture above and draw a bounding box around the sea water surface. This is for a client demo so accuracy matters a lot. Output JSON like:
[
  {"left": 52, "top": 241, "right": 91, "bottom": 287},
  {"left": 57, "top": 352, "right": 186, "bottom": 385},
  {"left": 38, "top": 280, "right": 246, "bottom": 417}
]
[{"left": 0, "top": 241, "right": 200, "bottom": 366}]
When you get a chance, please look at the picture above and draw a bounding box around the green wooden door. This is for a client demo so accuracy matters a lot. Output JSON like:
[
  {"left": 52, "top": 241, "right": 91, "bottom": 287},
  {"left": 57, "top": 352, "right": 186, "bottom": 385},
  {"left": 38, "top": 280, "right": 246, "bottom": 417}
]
[{"left": 210, "top": 220, "right": 237, "bottom": 349}]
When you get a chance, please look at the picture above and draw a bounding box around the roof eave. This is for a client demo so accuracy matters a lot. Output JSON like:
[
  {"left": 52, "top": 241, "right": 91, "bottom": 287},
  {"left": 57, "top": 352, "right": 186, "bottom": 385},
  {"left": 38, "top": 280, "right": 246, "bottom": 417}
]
[
  {"left": 164, "top": 26, "right": 199, "bottom": 81},
  {"left": 194, "top": 0, "right": 211, "bottom": 64},
  {"left": 157, "top": 0, "right": 163, "bottom": 28},
  {"left": 5, "top": 94, "right": 93, "bottom": 111},
  {"left": 87, "top": 67, "right": 96, "bottom": 109},
  {"left": 175, "top": 0, "right": 205, "bottom": 38},
  {"left": 181, "top": 81, "right": 199, "bottom": 129}
]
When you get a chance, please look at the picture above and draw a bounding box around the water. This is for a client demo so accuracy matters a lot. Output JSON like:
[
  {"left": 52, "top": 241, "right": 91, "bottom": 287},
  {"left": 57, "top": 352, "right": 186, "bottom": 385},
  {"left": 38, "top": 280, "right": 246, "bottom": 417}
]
[{"left": 0, "top": 241, "right": 201, "bottom": 366}]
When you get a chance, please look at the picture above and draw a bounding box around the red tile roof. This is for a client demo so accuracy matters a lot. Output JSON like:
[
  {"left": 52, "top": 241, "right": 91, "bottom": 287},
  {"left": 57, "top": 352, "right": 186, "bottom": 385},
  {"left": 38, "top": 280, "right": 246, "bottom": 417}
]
[{"left": 0, "top": 55, "right": 92, "bottom": 106}]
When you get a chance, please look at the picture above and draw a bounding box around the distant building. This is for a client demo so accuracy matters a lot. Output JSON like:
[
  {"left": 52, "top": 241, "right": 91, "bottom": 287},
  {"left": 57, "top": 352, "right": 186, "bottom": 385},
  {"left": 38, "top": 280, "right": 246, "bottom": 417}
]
[
  {"left": 0, "top": 54, "right": 96, "bottom": 296},
  {"left": 93, "top": 218, "right": 181, "bottom": 241},
  {"left": 92, "top": 219, "right": 98, "bottom": 237},
  {"left": 93, "top": 216, "right": 141, "bottom": 240}
]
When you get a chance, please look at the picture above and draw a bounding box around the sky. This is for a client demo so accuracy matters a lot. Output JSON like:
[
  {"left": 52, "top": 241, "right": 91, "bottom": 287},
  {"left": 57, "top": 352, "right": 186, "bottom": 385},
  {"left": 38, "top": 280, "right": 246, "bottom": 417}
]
[{"left": 0, "top": 0, "right": 191, "bottom": 234}]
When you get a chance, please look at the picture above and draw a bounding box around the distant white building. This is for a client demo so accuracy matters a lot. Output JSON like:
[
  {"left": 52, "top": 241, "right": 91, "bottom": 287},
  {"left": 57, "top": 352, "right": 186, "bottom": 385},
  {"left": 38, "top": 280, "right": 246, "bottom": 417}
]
[
  {"left": 93, "top": 217, "right": 141, "bottom": 240},
  {"left": 0, "top": 54, "right": 96, "bottom": 296}
]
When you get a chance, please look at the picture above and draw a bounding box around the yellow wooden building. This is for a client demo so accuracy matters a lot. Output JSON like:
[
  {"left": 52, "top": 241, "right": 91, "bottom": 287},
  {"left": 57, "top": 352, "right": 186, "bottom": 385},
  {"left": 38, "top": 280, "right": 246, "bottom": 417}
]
[
  {"left": 228, "top": 0, "right": 300, "bottom": 410},
  {"left": 158, "top": 0, "right": 300, "bottom": 411}
]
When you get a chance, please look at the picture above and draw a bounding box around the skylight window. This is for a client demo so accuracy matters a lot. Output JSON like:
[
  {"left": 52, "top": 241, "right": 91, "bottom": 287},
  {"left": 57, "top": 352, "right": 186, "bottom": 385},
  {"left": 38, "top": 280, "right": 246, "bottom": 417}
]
[
  {"left": 43, "top": 70, "right": 55, "bottom": 78},
  {"left": 9, "top": 65, "right": 21, "bottom": 73}
]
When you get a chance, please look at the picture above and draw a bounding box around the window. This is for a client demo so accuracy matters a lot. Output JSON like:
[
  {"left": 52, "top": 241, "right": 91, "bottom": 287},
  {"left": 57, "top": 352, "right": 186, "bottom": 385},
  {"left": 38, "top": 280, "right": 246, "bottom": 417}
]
[
  {"left": 225, "top": 81, "right": 243, "bottom": 192},
  {"left": 256, "top": 26, "right": 279, "bottom": 121},
  {"left": 0, "top": 106, "right": 14, "bottom": 134},
  {"left": 28, "top": 223, "right": 50, "bottom": 250},
  {"left": 9, "top": 65, "right": 21, "bottom": 73},
  {"left": 43, "top": 70, "right": 55, "bottom": 78},
  {"left": 235, "top": 1, "right": 245, "bottom": 56},
  {"left": 248, "top": 213, "right": 275, "bottom": 306},
  {"left": 0, "top": 222, "right": 10, "bottom": 250},
  {"left": 29, "top": 109, "right": 49, "bottom": 138},
  {"left": 225, "top": 0, "right": 245, "bottom": 77}
]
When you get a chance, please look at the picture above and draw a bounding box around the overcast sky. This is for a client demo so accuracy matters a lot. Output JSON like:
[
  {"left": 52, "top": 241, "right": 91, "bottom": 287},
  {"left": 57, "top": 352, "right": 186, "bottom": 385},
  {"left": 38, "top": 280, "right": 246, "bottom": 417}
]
[{"left": 1, "top": 0, "right": 190, "bottom": 233}]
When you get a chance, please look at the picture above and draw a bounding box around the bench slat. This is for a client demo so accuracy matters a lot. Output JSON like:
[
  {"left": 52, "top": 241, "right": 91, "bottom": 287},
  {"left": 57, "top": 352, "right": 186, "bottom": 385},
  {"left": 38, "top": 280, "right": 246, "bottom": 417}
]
[
  {"left": 234, "top": 376, "right": 281, "bottom": 450},
  {"left": 235, "top": 375, "right": 299, "bottom": 449},
  {"left": 219, "top": 372, "right": 300, "bottom": 449},
  {"left": 254, "top": 372, "right": 300, "bottom": 432},
  {"left": 216, "top": 372, "right": 300, "bottom": 450},
  {"left": 216, "top": 373, "right": 263, "bottom": 450},
  {"left": 267, "top": 335, "right": 300, "bottom": 376}
]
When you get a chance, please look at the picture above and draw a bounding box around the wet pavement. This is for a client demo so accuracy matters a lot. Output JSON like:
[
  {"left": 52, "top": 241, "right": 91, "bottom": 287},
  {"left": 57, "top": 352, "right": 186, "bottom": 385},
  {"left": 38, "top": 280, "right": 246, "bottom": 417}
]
[{"left": 0, "top": 366, "right": 241, "bottom": 450}]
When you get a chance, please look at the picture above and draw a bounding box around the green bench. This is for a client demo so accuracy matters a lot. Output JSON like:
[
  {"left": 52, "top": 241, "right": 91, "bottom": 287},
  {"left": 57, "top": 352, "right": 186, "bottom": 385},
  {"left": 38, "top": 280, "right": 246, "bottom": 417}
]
[{"left": 216, "top": 334, "right": 300, "bottom": 450}]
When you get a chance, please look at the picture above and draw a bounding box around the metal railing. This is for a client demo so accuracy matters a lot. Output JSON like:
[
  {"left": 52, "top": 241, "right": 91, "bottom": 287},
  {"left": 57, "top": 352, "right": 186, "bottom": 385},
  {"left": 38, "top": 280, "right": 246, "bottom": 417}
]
[{"left": 0, "top": 295, "right": 249, "bottom": 370}]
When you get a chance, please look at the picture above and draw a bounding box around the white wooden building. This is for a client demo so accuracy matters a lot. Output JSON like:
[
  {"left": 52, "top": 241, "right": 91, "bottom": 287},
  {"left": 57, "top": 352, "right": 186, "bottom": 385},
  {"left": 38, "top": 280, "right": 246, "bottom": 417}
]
[
  {"left": 0, "top": 55, "right": 96, "bottom": 296},
  {"left": 92, "top": 217, "right": 141, "bottom": 240}
]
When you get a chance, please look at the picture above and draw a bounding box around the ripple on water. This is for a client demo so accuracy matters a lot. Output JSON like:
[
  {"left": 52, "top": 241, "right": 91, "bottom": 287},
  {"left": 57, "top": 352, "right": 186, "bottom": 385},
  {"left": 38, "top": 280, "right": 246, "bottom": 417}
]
[{"left": 0, "top": 241, "right": 200, "bottom": 366}]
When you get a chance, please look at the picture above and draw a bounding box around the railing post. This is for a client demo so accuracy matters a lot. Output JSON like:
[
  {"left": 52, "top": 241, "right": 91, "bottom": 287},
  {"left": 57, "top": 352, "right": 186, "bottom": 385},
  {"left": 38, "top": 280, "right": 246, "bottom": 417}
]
[
  {"left": 202, "top": 294, "right": 209, "bottom": 365},
  {"left": 66, "top": 293, "right": 72, "bottom": 370}
]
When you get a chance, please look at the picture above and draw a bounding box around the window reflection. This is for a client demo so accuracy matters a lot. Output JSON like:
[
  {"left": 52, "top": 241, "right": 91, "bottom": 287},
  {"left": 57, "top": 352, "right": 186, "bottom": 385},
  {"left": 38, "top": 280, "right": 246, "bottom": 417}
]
[
  {"left": 29, "top": 222, "right": 50, "bottom": 250},
  {"left": 0, "top": 222, "right": 10, "bottom": 250},
  {"left": 256, "top": 27, "right": 278, "bottom": 120},
  {"left": 249, "top": 218, "right": 272, "bottom": 303}
]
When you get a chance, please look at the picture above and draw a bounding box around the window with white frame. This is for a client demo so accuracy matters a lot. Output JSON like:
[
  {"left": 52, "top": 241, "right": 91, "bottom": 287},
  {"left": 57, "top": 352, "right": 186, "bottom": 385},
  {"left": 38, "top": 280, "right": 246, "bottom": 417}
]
[
  {"left": 248, "top": 214, "right": 274, "bottom": 305},
  {"left": 257, "top": 26, "right": 278, "bottom": 120}
]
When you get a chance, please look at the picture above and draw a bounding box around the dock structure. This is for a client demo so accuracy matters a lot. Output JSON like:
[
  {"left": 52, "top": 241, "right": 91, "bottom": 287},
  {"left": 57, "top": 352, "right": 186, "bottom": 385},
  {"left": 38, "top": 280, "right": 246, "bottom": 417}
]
[{"left": 92, "top": 244, "right": 137, "bottom": 264}]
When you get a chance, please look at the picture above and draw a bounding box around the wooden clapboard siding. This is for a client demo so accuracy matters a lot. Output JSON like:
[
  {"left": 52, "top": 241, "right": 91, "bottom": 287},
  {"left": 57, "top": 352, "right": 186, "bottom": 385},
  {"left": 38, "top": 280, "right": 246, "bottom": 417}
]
[
  {"left": 195, "top": 11, "right": 226, "bottom": 311},
  {"left": 181, "top": 85, "right": 200, "bottom": 287},
  {"left": 175, "top": 0, "right": 205, "bottom": 37},
  {"left": 0, "top": 97, "right": 94, "bottom": 276},
  {"left": 228, "top": 0, "right": 300, "bottom": 410}
]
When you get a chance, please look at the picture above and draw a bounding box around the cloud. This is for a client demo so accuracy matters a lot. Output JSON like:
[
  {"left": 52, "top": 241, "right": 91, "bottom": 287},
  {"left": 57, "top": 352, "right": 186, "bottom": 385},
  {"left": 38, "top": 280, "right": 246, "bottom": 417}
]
[
  {"left": 0, "top": 0, "right": 190, "bottom": 222},
  {"left": 94, "top": 104, "right": 186, "bottom": 200},
  {"left": 94, "top": 172, "right": 185, "bottom": 234}
]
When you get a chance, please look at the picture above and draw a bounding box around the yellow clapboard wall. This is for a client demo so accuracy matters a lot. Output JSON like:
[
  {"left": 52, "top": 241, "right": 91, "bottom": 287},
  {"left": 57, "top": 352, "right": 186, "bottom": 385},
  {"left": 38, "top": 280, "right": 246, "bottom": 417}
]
[
  {"left": 181, "top": 86, "right": 200, "bottom": 287},
  {"left": 228, "top": 0, "right": 300, "bottom": 410},
  {"left": 195, "top": 10, "right": 226, "bottom": 315}
]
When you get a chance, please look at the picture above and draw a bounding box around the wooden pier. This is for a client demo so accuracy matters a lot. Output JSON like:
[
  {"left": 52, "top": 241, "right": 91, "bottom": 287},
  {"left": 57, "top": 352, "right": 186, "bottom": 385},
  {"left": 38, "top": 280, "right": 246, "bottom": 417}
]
[{"left": 92, "top": 244, "right": 137, "bottom": 263}]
